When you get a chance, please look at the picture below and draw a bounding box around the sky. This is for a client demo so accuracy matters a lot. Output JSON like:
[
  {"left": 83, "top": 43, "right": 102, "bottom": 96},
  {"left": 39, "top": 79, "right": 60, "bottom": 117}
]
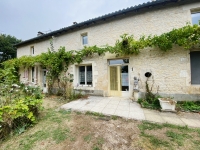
[{"left": 0, "top": 0, "right": 149, "bottom": 41}]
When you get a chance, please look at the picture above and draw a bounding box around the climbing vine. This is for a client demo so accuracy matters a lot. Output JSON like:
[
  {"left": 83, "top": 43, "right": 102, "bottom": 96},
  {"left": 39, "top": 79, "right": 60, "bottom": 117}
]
[{"left": 1, "top": 24, "right": 200, "bottom": 91}]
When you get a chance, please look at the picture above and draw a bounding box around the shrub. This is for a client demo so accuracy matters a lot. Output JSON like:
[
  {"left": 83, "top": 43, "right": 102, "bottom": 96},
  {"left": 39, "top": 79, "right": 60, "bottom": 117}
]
[{"left": 0, "top": 82, "right": 43, "bottom": 140}]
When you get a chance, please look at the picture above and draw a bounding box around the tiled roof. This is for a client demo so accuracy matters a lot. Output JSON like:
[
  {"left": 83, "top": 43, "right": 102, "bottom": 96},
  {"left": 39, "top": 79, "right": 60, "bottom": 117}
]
[{"left": 15, "top": 0, "right": 198, "bottom": 47}]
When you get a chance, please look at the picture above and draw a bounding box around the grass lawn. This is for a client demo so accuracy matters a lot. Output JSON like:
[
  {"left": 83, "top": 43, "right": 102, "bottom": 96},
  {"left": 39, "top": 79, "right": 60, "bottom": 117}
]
[{"left": 1, "top": 97, "right": 200, "bottom": 150}]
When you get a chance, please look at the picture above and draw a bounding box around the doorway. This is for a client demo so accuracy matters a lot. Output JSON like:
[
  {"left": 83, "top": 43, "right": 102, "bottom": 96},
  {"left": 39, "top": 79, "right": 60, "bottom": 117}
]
[{"left": 109, "top": 59, "right": 129, "bottom": 97}]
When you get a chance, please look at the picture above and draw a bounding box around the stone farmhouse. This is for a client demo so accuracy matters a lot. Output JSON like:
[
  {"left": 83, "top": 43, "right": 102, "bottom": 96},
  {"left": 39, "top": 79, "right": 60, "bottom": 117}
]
[{"left": 15, "top": 0, "right": 200, "bottom": 100}]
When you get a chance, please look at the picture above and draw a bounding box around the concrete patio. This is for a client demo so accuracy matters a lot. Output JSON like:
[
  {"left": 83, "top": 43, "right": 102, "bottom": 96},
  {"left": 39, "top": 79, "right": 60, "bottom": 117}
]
[{"left": 61, "top": 96, "right": 200, "bottom": 128}]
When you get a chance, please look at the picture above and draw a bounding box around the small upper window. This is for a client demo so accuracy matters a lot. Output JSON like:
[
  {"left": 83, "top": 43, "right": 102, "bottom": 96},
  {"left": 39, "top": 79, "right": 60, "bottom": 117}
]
[
  {"left": 191, "top": 12, "right": 200, "bottom": 25},
  {"left": 30, "top": 46, "right": 34, "bottom": 55},
  {"left": 82, "top": 33, "right": 88, "bottom": 45}
]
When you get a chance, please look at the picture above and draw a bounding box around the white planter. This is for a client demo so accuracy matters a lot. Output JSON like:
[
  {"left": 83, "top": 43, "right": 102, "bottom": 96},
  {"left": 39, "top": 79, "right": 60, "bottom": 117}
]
[{"left": 158, "top": 98, "right": 177, "bottom": 111}]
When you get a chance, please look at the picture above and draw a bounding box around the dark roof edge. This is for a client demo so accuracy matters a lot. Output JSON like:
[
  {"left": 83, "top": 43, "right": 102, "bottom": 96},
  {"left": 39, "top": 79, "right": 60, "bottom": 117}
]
[{"left": 15, "top": 0, "right": 199, "bottom": 47}]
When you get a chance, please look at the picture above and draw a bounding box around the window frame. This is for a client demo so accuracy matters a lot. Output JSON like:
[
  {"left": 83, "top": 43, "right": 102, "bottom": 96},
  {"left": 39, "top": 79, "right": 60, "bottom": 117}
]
[
  {"left": 78, "top": 64, "right": 93, "bottom": 86},
  {"left": 81, "top": 33, "right": 88, "bottom": 45},
  {"left": 32, "top": 67, "right": 35, "bottom": 82},
  {"left": 30, "top": 46, "right": 34, "bottom": 55},
  {"left": 191, "top": 10, "right": 200, "bottom": 25},
  {"left": 190, "top": 51, "right": 200, "bottom": 85}
]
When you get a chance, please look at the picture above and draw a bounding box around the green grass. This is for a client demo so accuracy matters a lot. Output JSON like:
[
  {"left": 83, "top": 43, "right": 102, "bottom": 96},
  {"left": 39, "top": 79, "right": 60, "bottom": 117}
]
[
  {"left": 111, "top": 115, "right": 118, "bottom": 120},
  {"left": 138, "top": 121, "right": 163, "bottom": 131},
  {"left": 85, "top": 111, "right": 105, "bottom": 117},
  {"left": 52, "top": 127, "right": 70, "bottom": 143},
  {"left": 11, "top": 109, "right": 73, "bottom": 150},
  {"left": 18, "top": 126, "right": 71, "bottom": 150},
  {"left": 138, "top": 121, "right": 200, "bottom": 149},
  {"left": 92, "top": 137, "right": 104, "bottom": 150},
  {"left": 142, "top": 133, "right": 170, "bottom": 148},
  {"left": 93, "top": 146, "right": 100, "bottom": 150},
  {"left": 1, "top": 104, "right": 200, "bottom": 150},
  {"left": 166, "top": 130, "right": 189, "bottom": 146},
  {"left": 84, "top": 134, "right": 92, "bottom": 143},
  {"left": 19, "top": 130, "right": 50, "bottom": 150}
]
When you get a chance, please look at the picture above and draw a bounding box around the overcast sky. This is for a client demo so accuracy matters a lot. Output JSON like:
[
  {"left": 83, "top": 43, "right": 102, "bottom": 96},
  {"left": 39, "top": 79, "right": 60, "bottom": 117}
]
[{"left": 0, "top": 0, "right": 149, "bottom": 41}]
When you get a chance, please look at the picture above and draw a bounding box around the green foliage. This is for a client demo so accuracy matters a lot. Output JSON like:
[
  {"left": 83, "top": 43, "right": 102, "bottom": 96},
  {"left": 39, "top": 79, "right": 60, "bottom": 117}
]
[
  {"left": 0, "top": 34, "right": 21, "bottom": 64},
  {"left": 152, "top": 24, "right": 200, "bottom": 51},
  {"left": 113, "top": 34, "right": 148, "bottom": 56},
  {"left": 138, "top": 77, "right": 161, "bottom": 110},
  {"left": 176, "top": 101, "right": 200, "bottom": 112},
  {"left": 0, "top": 77, "right": 43, "bottom": 140},
  {"left": 0, "top": 97, "right": 43, "bottom": 140},
  {"left": 0, "top": 66, "right": 19, "bottom": 85}
]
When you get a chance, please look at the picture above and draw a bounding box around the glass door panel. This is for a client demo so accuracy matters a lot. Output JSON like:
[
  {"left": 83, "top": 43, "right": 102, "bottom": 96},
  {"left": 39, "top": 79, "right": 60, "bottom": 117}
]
[{"left": 121, "top": 65, "right": 129, "bottom": 91}]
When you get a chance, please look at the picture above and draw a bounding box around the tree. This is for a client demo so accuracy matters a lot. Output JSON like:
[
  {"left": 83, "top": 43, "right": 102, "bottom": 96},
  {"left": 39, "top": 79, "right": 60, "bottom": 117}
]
[{"left": 0, "top": 34, "right": 22, "bottom": 63}]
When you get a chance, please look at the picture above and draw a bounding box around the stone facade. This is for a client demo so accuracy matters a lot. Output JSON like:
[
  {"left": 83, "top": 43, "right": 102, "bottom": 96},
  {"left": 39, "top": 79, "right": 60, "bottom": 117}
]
[{"left": 17, "top": 1, "right": 200, "bottom": 100}]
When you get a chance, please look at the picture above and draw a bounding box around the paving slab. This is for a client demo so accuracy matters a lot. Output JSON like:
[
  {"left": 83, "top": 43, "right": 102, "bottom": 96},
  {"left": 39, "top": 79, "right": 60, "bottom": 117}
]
[
  {"left": 102, "top": 108, "right": 116, "bottom": 115},
  {"left": 145, "top": 113, "right": 165, "bottom": 123},
  {"left": 143, "top": 109, "right": 159, "bottom": 115},
  {"left": 90, "top": 106, "right": 105, "bottom": 113},
  {"left": 129, "top": 112, "right": 145, "bottom": 120},
  {"left": 162, "top": 116, "right": 185, "bottom": 126},
  {"left": 108, "top": 100, "right": 120, "bottom": 105},
  {"left": 160, "top": 112, "right": 179, "bottom": 118},
  {"left": 180, "top": 112, "right": 200, "bottom": 119},
  {"left": 60, "top": 96, "right": 200, "bottom": 128},
  {"left": 180, "top": 118, "right": 200, "bottom": 127},
  {"left": 104, "top": 104, "right": 118, "bottom": 109},
  {"left": 114, "top": 110, "right": 129, "bottom": 118},
  {"left": 116, "top": 105, "right": 129, "bottom": 111}
]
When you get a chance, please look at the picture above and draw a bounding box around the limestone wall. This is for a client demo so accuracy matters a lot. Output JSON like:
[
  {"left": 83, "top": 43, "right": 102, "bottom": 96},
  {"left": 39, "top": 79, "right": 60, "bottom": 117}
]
[{"left": 17, "top": 2, "right": 200, "bottom": 99}]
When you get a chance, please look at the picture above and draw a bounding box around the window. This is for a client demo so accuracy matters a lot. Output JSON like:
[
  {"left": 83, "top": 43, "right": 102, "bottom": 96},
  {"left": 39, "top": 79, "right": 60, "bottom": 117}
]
[
  {"left": 32, "top": 67, "right": 35, "bottom": 82},
  {"left": 190, "top": 51, "right": 200, "bottom": 84},
  {"left": 191, "top": 12, "right": 200, "bottom": 25},
  {"left": 81, "top": 33, "right": 88, "bottom": 45},
  {"left": 30, "top": 46, "right": 34, "bottom": 55},
  {"left": 109, "top": 59, "right": 129, "bottom": 65},
  {"left": 79, "top": 65, "right": 92, "bottom": 85}
]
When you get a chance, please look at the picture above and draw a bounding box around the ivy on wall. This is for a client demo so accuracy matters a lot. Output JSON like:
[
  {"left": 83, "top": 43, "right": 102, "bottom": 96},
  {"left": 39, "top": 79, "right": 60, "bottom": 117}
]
[{"left": 1, "top": 24, "right": 200, "bottom": 89}]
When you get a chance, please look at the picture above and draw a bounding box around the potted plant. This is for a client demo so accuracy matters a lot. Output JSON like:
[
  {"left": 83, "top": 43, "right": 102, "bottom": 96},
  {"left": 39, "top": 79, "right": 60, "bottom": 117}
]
[{"left": 158, "top": 98, "right": 177, "bottom": 111}]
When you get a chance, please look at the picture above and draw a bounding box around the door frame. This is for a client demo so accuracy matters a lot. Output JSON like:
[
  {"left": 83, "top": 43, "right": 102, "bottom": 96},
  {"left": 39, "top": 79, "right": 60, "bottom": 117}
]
[
  {"left": 108, "top": 59, "right": 130, "bottom": 97},
  {"left": 41, "top": 69, "right": 47, "bottom": 93},
  {"left": 109, "top": 65, "right": 122, "bottom": 97}
]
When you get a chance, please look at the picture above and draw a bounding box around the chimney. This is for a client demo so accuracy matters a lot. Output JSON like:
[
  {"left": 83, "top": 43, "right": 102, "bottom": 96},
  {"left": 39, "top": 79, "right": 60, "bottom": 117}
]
[{"left": 37, "top": 31, "right": 44, "bottom": 36}]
